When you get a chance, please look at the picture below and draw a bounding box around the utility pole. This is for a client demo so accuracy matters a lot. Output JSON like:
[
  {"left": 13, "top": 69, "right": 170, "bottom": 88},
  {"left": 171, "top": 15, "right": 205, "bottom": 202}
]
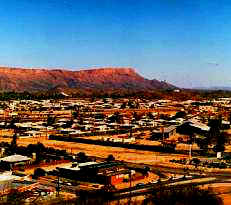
[
  {"left": 189, "top": 132, "right": 194, "bottom": 160},
  {"left": 129, "top": 170, "right": 132, "bottom": 205},
  {"left": 129, "top": 128, "right": 132, "bottom": 138},
  {"left": 189, "top": 144, "right": 192, "bottom": 159},
  {"left": 56, "top": 175, "right": 60, "bottom": 196},
  {"left": 129, "top": 171, "right": 132, "bottom": 190},
  {"left": 161, "top": 126, "right": 164, "bottom": 144}
]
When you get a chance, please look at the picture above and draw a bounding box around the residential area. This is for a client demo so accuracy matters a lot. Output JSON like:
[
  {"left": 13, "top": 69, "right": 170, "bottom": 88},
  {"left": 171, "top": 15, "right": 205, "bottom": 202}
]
[{"left": 0, "top": 96, "right": 230, "bottom": 204}]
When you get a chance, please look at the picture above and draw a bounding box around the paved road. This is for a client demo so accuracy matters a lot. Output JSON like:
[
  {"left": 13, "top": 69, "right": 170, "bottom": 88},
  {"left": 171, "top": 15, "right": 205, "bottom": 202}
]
[{"left": 112, "top": 176, "right": 223, "bottom": 200}]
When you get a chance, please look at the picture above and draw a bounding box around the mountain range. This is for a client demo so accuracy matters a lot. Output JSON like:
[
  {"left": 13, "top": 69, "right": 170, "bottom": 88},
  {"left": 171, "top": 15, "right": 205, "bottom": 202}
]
[
  {"left": 0, "top": 67, "right": 175, "bottom": 92},
  {"left": 193, "top": 86, "right": 231, "bottom": 91}
]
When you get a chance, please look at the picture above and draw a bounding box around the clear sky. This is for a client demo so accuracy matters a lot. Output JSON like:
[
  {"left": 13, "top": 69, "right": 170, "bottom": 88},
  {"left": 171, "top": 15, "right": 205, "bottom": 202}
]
[{"left": 0, "top": 0, "right": 231, "bottom": 88}]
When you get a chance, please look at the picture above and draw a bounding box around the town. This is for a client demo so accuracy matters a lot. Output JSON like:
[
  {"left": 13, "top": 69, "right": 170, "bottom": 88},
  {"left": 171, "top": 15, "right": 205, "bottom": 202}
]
[{"left": 0, "top": 93, "right": 230, "bottom": 204}]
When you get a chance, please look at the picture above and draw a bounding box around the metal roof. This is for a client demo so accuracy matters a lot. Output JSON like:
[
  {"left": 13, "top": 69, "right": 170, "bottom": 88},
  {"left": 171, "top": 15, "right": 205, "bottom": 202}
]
[{"left": 0, "top": 155, "right": 31, "bottom": 163}]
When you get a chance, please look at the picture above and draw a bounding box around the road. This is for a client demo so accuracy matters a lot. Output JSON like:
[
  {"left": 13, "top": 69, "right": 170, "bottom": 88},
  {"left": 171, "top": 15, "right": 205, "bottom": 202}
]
[{"left": 111, "top": 176, "right": 226, "bottom": 200}]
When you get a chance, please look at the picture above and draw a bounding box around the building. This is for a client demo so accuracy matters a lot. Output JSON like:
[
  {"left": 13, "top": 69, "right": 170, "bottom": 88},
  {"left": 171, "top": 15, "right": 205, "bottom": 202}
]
[
  {"left": 151, "top": 125, "right": 177, "bottom": 140},
  {"left": 56, "top": 161, "right": 131, "bottom": 185},
  {"left": 0, "top": 155, "right": 32, "bottom": 171},
  {"left": 177, "top": 120, "right": 210, "bottom": 136}
]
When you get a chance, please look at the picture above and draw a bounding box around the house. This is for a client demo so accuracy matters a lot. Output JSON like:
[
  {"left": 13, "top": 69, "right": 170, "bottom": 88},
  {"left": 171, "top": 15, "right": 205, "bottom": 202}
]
[
  {"left": 221, "top": 120, "right": 230, "bottom": 130},
  {"left": 0, "top": 155, "right": 32, "bottom": 171},
  {"left": 56, "top": 161, "right": 131, "bottom": 185},
  {"left": 151, "top": 125, "right": 177, "bottom": 140},
  {"left": 94, "top": 125, "right": 107, "bottom": 132},
  {"left": 177, "top": 119, "right": 210, "bottom": 135}
]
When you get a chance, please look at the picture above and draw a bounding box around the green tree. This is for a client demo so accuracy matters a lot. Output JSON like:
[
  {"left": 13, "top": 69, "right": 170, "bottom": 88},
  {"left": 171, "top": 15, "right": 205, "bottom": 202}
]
[
  {"left": 108, "top": 112, "right": 124, "bottom": 124},
  {"left": 133, "top": 112, "right": 141, "bottom": 121},
  {"left": 208, "top": 119, "right": 222, "bottom": 143},
  {"left": 10, "top": 133, "right": 17, "bottom": 152},
  {"left": 229, "top": 112, "right": 231, "bottom": 123},
  {"left": 120, "top": 102, "right": 127, "bottom": 109},
  {"left": 174, "top": 111, "right": 186, "bottom": 119},
  {"left": 147, "top": 112, "right": 154, "bottom": 119},
  {"left": 46, "top": 115, "right": 56, "bottom": 126},
  {"left": 106, "top": 154, "right": 115, "bottom": 162},
  {"left": 213, "top": 132, "right": 226, "bottom": 153},
  {"left": 33, "top": 168, "right": 46, "bottom": 179},
  {"left": 197, "top": 137, "right": 209, "bottom": 153},
  {"left": 76, "top": 152, "right": 88, "bottom": 163},
  {"left": 72, "top": 111, "right": 79, "bottom": 119}
]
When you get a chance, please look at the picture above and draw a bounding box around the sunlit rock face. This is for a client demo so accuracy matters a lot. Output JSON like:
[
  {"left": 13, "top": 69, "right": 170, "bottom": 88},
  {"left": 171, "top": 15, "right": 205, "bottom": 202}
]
[{"left": 0, "top": 67, "right": 175, "bottom": 92}]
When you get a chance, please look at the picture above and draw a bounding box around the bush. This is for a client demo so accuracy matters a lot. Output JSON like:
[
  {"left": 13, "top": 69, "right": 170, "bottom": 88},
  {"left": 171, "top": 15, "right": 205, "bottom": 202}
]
[{"left": 33, "top": 168, "right": 46, "bottom": 179}]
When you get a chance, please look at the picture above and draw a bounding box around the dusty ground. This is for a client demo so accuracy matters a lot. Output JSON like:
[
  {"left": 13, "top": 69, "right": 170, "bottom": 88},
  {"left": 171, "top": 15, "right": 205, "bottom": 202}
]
[
  {"left": 1, "top": 135, "right": 230, "bottom": 172},
  {"left": 3, "top": 135, "right": 231, "bottom": 174},
  {"left": 0, "top": 136, "right": 188, "bottom": 166}
]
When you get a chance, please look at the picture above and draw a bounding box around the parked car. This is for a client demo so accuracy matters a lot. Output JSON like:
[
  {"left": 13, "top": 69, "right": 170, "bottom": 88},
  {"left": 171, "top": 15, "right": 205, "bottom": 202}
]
[{"left": 136, "top": 183, "right": 145, "bottom": 187}]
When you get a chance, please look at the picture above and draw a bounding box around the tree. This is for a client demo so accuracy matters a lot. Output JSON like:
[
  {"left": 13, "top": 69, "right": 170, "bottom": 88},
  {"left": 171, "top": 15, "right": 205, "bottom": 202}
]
[
  {"left": 106, "top": 154, "right": 115, "bottom": 162},
  {"left": 120, "top": 102, "right": 127, "bottom": 109},
  {"left": 64, "top": 119, "right": 73, "bottom": 128},
  {"left": 213, "top": 132, "right": 226, "bottom": 153},
  {"left": 5, "top": 191, "right": 25, "bottom": 205},
  {"left": 187, "top": 127, "right": 195, "bottom": 158},
  {"left": 10, "top": 133, "right": 17, "bottom": 153},
  {"left": 128, "top": 100, "right": 135, "bottom": 109},
  {"left": 72, "top": 111, "right": 79, "bottom": 119},
  {"left": 196, "top": 138, "right": 209, "bottom": 153},
  {"left": 147, "top": 112, "right": 154, "bottom": 119},
  {"left": 8, "top": 117, "right": 19, "bottom": 154},
  {"left": 132, "top": 112, "right": 141, "bottom": 121},
  {"left": 174, "top": 111, "right": 186, "bottom": 119},
  {"left": 27, "top": 143, "right": 46, "bottom": 162},
  {"left": 76, "top": 152, "right": 88, "bottom": 163},
  {"left": 229, "top": 112, "right": 231, "bottom": 124},
  {"left": 208, "top": 119, "right": 227, "bottom": 153},
  {"left": 190, "top": 158, "right": 200, "bottom": 168},
  {"left": 108, "top": 112, "right": 124, "bottom": 124},
  {"left": 46, "top": 115, "right": 56, "bottom": 126},
  {"left": 33, "top": 168, "right": 46, "bottom": 179},
  {"left": 213, "top": 144, "right": 225, "bottom": 153},
  {"left": 208, "top": 119, "right": 222, "bottom": 143},
  {"left": 216, "top": 132, "right": 227, "bottom": 152},
  {"left": 9, "top": 117, "right": 18, "bottom": 130},
  {"left": 78, "top": 113, "right": 84, "bottom": 125}
]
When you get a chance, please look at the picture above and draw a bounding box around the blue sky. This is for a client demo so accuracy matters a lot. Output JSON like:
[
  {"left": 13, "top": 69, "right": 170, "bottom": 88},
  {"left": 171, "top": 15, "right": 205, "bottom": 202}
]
[{"left": 0, "top": 0, "right": 230, "bottom": 88}]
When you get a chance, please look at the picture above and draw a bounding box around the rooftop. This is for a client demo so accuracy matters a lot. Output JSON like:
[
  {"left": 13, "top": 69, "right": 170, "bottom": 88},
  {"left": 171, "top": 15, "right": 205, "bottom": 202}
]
[{"left": 0, "top": 155, "right": 31, "bottom": 163}]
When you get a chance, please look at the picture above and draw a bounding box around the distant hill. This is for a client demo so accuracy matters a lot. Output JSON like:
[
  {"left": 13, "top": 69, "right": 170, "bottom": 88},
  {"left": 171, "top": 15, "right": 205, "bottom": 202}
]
[
  {"left": 0, "top": 67, "right": 176, "bottom": 92},
  {"left": 194, "top": 86, "right": 231, "bottom": 91}
]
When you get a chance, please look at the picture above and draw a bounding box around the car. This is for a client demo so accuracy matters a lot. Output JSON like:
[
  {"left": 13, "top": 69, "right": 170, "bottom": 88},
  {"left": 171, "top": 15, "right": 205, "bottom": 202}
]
[
  {"left": 218, "top": 163, "right": 227, "bottom": 169},
  {"left": 172, "top": 175, "right": 184, "bottom": 180},
  {"left": 160, "top": 178, "right": 169, "bottom": 182},
  {"left": 184, "top": 175, "right": 192, "bottom": 179},
  {"left": 136, "top": 183, "right": 145, "bottom": 187},
  {"left": 143, "top": 166, "right": 150, "bottom": 171}
]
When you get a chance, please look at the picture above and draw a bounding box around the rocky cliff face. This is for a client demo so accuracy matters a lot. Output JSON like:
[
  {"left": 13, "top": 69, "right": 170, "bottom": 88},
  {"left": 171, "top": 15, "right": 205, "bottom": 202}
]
[{"left": 0, "top": 67, "right": 175, "bottom": 92}]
